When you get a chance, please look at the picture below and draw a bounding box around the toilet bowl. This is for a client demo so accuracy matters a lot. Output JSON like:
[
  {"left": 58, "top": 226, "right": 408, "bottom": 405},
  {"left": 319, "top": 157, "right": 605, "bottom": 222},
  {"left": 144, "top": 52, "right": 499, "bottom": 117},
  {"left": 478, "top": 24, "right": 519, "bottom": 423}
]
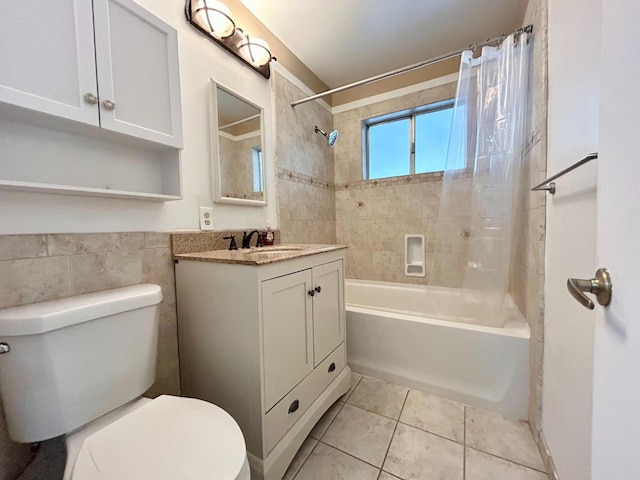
[
  {"left": 0, "top": 284, "right": 250, "bottom": 480},
  {"left": 66, "top": 396, "right": 250, "bottom": 480}
]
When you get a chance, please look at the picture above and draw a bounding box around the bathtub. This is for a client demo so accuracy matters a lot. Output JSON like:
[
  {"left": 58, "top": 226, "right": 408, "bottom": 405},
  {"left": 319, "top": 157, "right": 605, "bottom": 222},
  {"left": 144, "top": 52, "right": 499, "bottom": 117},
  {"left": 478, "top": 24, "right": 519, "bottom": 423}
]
[{"left": 345, "top": 279, "right": 530, "bottom": 419}]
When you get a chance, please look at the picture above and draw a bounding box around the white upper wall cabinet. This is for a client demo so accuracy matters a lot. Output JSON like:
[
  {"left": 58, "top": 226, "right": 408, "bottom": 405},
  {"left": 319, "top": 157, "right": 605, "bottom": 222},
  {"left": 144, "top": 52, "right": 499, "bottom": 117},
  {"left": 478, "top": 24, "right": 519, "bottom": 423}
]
[
  {"left": 0, "top": 0, "right": 99, "bottom": 126},
  {"left": 93, "top": 0, "right": 182, "bottom": 147},
  {"left": 0, "top": 0, "right": 182, "bottom": 149}
]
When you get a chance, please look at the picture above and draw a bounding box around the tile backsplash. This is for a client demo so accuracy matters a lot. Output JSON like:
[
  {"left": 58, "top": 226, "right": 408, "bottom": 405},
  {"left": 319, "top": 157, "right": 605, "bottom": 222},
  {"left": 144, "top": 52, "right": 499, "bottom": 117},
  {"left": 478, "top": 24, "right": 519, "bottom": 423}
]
[{"left": 0, "top": 232, "right": 180, "bottom": 479}]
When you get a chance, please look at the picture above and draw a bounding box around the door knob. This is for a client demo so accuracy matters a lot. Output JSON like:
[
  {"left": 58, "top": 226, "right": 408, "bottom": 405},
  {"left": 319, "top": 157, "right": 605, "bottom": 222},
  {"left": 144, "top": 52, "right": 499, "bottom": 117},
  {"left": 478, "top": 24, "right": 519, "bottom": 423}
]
[{"left": 567, "top": 268, "right": 612, "bottom": 310}]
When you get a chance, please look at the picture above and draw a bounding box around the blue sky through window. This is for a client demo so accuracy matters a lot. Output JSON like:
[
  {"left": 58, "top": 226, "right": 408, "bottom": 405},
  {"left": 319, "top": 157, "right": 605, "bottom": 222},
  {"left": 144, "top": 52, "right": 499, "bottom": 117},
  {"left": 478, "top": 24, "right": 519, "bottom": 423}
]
[
  {"left": 368, "top": 118, "right": 410, "bottom": 179},
  {"left": 415, "top": 107, "right": 453, "bottom": 173},
  {"left": 365, "top": 101, "right": 454, "bottom": 179}
]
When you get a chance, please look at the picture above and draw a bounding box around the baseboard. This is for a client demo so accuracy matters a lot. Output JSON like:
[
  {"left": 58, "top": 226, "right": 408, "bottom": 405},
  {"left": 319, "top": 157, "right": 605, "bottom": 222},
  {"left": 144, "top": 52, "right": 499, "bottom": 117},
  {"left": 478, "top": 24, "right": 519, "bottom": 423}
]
[{"left": 536, "top": 429, "right": 560, "bottom": 480}]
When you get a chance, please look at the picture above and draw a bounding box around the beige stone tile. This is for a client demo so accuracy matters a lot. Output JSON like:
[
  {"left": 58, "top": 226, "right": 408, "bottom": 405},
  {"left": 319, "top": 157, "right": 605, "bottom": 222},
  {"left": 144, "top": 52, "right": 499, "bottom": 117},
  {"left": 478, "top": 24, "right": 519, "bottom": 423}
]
[
  {"left": 383, "top": 423, "right": 463, "bottom": 480},
  {"left": 465, "top": 448, "right": 548, "bottom": 480},
  {"left": 0, "top": 234, "right": 47, "bottom": 261},
  {"left": 400, "top": 390, "right": 465, "bottom": 443},
  {"left": 144, "top": 232, "right": 171, "bottom": 249},
  {"left": 348, "top": 376, "right": 408, "bottom": 419},
  {"left": 142, "top": 247, "right": 176, "bottom": 306},
  {"left": 294, "top": 442, "right": 379, "bottom": 480},
  {"left": 322, "top": 404, "right": 396, "bottom": 467},
  {"left": 0, "top": 256, "right": 72, "bottom": 308},
  {"left": 378, "top": 472, "right": 402, "bottom": 480},
  {"left": 309, "top": 400, "right": 344, "bottom": 440},
  {"left": 466, "top": 406, "right": 545, "bottom": 472},
  {"left": 48, "top": 232, "right": 144, "bottom": 256},
  {"left": 283, "top": 437, "right": 318, "bottom": 480},
  {"left": 69, "top": 250, "right": 144, "bottom": 295}
]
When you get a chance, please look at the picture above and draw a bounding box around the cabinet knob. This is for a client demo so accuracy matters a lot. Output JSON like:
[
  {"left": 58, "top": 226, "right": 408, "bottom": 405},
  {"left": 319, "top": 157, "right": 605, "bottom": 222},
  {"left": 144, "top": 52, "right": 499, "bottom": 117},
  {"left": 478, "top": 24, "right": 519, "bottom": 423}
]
[
  {"left": 102, "top": 99, "right": 116, "bottom": 110},
  {"left": 308, "top": 289, "right": 315, "bottom": 297},
  {"left": 288, "top": 399, "right": 299, "bottom": 414},
  {"left": 328, "top": 362, "right": 336, "bottom": 373},
  {"left": 315, "top": 286, "right": 322, "bottom": 294},
  {"left": 84, "top": 93, "right": 99, "bottom": 105}
]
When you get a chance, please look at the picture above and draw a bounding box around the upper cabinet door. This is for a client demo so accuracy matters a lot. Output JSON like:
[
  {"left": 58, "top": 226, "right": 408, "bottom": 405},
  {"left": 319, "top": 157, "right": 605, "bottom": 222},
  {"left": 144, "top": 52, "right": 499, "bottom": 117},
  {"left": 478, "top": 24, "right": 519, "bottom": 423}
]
[
  {"left": 0, "top": 0, "right": 99, "bottom": 125},
  {"left": 312, "top": 261, "right": 345, "bottom": 366},
  {"left": 93, "top": 0, "right": 183, "bottom": 148}
]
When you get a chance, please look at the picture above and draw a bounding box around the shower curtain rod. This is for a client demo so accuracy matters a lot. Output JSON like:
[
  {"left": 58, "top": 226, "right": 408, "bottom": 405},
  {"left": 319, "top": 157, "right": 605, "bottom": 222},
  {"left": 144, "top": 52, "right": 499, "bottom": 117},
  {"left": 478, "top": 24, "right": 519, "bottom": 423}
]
[{"left": 291, "top": 24, "right": 533, "bottom": 108}]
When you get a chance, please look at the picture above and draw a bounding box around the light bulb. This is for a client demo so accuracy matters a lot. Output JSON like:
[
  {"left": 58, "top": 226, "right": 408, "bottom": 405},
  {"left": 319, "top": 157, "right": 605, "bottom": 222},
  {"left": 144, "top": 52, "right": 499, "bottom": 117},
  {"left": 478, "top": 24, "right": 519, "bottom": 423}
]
[
  {"left": 238, "top": 35, "right": 272, "bottom": 67},
  {"left": 191, "top": 0, "right": 235, "bottom": 39}
]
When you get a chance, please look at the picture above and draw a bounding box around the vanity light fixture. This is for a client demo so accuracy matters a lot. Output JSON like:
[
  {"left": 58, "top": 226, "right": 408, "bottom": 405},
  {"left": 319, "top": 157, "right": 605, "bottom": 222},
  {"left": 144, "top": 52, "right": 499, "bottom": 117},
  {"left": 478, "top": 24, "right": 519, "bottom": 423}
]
[{"left": 185, "top": 0, "right": 275, "bottom": 78}]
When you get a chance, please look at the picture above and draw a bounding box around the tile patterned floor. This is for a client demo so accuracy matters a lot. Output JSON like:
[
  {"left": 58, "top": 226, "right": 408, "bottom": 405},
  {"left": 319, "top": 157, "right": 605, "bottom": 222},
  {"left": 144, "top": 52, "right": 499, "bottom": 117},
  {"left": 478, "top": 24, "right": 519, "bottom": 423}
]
[{"left": 284, "top": 372, "right": 547, "bottom": 480}]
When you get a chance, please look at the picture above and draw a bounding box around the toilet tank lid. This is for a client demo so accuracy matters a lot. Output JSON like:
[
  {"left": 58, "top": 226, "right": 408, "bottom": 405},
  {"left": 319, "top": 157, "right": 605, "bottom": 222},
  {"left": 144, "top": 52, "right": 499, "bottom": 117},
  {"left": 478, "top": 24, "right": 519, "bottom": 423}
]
[{"left": 0, "top": 284, "right": 162, "bottom": 336}]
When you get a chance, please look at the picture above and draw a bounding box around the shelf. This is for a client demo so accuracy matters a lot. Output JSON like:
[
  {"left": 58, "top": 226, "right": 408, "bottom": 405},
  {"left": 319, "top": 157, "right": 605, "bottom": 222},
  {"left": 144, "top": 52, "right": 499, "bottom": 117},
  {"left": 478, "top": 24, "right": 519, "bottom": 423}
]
[{"left": 0, "top": 179, "right": 182, "bottom": 201}]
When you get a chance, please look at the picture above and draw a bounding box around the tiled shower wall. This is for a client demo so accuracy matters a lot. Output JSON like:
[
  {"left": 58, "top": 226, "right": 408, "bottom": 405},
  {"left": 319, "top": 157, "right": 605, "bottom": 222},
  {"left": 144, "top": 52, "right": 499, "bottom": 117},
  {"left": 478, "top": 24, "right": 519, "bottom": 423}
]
[
  {"left": 511, "top": 0, "right": 548, "bottom": 445},
  {"left": 333, "top": 82, "right": 459, "bottom": 285},
  {"left": 0, "top": 233, "right": 180, "bottom": 479},
  {"left": 273, "top": 71, "right": 336, "bottom": 244}
]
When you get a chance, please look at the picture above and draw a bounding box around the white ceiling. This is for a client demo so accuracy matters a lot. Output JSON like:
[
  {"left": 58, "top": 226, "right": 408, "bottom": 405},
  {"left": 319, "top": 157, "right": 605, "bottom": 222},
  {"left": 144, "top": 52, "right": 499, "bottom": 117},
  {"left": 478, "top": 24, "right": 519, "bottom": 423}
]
[{"left": 241, "top": 0, "right": 528, "bottom": 89}]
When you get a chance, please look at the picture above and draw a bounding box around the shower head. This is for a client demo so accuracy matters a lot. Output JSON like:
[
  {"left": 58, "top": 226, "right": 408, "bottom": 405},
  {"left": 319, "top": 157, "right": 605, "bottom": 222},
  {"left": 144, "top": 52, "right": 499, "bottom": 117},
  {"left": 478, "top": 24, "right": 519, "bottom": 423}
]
[{"left": 314, "top": 125, "right": 339, "bottom": 147}]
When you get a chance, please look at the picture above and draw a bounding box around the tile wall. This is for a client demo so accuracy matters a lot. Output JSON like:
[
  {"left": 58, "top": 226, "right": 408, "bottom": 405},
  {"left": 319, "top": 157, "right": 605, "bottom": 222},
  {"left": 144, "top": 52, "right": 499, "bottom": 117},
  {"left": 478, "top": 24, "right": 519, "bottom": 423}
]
[
  {"left": 273, "top": 71, "right": 337, "bottom": 244},
  {"left": 510, "top": 0, "right": 549, "bottom": 451},
  {"left": 333, "top": 82, "right": 460, "bottom": 285},
  {"left": 0, "top": 232, "right": 180, "bottom": 479}
]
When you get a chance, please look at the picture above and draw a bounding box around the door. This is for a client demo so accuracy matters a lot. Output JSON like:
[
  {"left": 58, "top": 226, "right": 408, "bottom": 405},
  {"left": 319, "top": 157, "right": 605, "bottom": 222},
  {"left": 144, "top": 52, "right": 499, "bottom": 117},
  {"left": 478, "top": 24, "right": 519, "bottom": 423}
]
[
  {"left": 262, "top": 269, "right": 314, "bottom": 411},
  {"left": 92, "top": 0, "right": 183, "bottom": 147},
  {"left": 312, "top": 260, "right": 345, "bottom": 366},
  {"left": 591, "top": 1, "right": 640, "bottom": 477},
  {"left": 0, "top": 0, "right": 99, "bottom": 125}
]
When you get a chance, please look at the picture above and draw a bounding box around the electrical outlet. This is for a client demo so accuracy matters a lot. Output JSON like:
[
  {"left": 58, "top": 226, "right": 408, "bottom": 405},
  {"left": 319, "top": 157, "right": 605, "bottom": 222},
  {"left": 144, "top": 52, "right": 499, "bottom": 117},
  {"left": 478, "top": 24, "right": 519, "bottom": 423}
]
[{"left": 199, "top": 206, "right": 214, "bottom": 230}]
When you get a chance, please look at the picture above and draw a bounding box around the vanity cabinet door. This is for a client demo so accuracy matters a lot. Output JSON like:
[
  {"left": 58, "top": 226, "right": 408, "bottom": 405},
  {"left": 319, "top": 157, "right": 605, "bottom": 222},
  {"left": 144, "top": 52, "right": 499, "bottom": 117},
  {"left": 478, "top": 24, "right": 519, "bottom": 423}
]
[
  {"left": 93, "top": 0, "right": 183, "bottom": 147},
  {"left": 0, "top": 0, "right": 99, "bottom": 125},
  {"left": 262, "top": 269, "right": 314, "bottom": 411},
  {"left": 312, "top": 261, "right": 345, "bottom": 366}
]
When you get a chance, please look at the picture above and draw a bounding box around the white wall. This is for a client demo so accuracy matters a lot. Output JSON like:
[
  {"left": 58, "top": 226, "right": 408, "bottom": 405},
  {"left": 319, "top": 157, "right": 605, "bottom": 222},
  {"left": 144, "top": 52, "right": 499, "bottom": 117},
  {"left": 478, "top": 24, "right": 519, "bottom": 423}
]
[
  {"left": 0, "top": 1, "right": 277, "bottom": 234},
  {"left": 543, "top": 0, "right": 600, "bottom": 478}
]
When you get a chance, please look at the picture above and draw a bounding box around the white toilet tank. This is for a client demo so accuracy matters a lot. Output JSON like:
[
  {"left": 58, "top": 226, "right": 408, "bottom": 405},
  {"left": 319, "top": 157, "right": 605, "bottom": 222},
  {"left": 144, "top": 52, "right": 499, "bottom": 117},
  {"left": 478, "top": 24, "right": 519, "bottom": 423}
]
[{"left": 0, "top": 284, "right": 163, "bottom": 443}]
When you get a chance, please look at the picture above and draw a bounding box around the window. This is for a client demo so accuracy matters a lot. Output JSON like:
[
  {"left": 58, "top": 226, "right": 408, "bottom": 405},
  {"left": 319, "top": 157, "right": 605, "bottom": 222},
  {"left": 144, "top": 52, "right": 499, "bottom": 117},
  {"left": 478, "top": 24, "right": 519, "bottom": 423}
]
[
  {"left": 363, "top": 99, "right": 454, "bottom": 179},
  {"left": 252, "top": 146, "right": 263, "bottom": 193}
]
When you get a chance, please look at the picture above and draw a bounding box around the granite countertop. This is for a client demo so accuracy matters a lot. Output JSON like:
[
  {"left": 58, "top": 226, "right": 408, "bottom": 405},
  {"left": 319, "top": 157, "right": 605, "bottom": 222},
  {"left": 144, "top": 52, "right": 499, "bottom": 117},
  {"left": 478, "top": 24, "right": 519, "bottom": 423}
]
[{"left": 173, "top": 244, "right": 347, "bottom": 266}]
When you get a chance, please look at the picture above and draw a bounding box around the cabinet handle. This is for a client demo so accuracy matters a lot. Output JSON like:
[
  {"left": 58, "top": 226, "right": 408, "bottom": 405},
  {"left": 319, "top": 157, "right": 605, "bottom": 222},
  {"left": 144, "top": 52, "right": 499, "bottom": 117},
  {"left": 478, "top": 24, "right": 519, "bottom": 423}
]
[
  {"left": 328, "top": 362, "right": 336, "bottom": 373},
  {"left": 315, "top": 286, "right": 322, "bottom": 294},
  {"left": 308, "top": 289, "right": 315, "bottom": 297},
  {"left": 288, "top": 399, "right": 299, "bottom": 414},
  {"left": 84, "top": 93, "right": 99, "bottom": 105},
  {"left": 102, "top": 99, "right": 116, "bottom": 110}
]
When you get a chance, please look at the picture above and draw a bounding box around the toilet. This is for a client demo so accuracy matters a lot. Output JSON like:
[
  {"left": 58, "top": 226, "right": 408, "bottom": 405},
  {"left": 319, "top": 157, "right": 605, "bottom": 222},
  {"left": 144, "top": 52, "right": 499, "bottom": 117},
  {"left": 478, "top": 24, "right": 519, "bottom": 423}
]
[{"left": 0, "top": 283, "right": 250, "bottom": 480}]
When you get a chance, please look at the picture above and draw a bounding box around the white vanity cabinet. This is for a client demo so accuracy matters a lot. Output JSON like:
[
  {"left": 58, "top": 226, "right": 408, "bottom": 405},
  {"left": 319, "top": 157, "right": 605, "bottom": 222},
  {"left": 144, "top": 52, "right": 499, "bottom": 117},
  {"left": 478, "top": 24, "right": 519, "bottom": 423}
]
[
  {"left": 176, "top": 248, "right": 350, "bottom": 480},
  {"left": 0, "top": 0, "right": 182, "bottom": 148}
]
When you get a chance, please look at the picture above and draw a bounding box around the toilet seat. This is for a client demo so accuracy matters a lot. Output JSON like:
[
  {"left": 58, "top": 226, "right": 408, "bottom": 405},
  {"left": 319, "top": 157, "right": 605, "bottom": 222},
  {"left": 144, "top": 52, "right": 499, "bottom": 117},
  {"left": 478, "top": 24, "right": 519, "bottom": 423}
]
[{"left": 71, "top": 395, "right": 249, "bottom": 480}]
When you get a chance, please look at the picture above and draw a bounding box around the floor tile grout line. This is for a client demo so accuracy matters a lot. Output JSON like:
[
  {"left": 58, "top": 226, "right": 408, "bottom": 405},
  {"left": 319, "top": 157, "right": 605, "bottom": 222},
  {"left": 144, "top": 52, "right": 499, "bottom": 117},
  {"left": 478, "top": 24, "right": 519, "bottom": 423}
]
[
  {"left": 465, "top": 445, "right": 548, "bottom": 474},
  {"left": 463, "top": 406, "right": 467, "bottom": 480},
  {"left": 313, "top": 400, "right": 347, "bottom": 442},
  {"left": 395, "top": 420, "right": 464, "bottom": 445},
  {"left": 291, "top": 438, "right": 321, "bottom": 480},
  {"left": 378, "top": 389, "right": 410, "bottom": 477},
  {"left": 317, "top": 439, "right": 388, "bottom": 471}
]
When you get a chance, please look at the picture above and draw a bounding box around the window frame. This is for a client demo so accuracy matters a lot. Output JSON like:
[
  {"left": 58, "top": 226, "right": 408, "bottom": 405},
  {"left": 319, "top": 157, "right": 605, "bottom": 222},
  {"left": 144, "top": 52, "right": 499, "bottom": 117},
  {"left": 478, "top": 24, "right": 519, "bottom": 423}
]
[{"left": 363, "top": 98, "right": 455, "bottom": 180}]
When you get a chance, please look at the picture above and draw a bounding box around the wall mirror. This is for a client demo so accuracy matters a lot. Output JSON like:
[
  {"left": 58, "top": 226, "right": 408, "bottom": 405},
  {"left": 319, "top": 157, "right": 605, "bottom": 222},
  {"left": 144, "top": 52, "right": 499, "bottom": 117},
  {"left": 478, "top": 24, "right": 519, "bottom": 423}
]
[{"left": 210, "top": 79, "right": 266, "bottom": 205}]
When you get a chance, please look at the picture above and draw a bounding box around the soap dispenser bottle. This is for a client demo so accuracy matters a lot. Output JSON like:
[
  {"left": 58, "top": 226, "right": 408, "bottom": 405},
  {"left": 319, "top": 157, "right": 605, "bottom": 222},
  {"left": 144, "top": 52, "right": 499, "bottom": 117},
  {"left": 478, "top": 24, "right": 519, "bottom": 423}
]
[{"left": 264, "top": 226, "right": 274, "bottom": 246}]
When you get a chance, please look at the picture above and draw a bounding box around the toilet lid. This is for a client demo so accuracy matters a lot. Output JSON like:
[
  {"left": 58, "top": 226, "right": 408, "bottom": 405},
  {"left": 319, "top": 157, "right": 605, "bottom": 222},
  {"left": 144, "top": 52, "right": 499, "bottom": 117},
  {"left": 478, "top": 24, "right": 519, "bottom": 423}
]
[{"left": 72, "top": 395, "right": 248, "bottom": 480}]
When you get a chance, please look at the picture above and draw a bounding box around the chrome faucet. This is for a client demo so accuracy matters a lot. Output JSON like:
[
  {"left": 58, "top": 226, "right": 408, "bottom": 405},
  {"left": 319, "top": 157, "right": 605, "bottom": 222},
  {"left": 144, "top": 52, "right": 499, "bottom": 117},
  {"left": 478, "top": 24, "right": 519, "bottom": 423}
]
[{"left": 242, "top": 230, "right": 263, "bottom": 248}]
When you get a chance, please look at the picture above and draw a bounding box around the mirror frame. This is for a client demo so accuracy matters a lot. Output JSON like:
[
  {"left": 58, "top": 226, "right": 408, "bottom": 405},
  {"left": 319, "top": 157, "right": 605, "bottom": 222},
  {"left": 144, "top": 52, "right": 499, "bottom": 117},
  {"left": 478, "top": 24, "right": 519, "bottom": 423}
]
[{"left": 209, "top": 78, "right": 267, "bottom": 206}]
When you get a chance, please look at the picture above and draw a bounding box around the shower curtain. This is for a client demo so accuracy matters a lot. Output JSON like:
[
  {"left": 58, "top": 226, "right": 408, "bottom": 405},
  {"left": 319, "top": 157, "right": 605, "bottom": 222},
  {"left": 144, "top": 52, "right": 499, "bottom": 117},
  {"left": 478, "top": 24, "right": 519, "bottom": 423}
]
[{"left": 432, "top": 32, "right": 531, "bottom": 327}]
